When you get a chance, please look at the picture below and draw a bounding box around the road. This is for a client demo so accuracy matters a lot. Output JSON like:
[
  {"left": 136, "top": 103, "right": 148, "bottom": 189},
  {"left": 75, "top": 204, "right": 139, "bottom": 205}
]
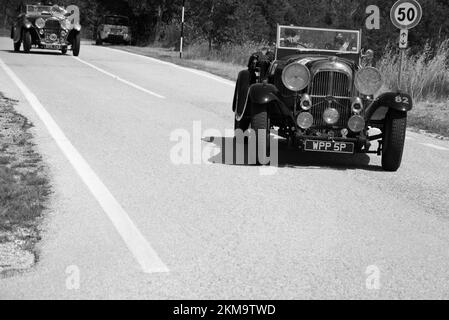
[{"left": 0, "top": 37, "right": 449, "bottom": 299}]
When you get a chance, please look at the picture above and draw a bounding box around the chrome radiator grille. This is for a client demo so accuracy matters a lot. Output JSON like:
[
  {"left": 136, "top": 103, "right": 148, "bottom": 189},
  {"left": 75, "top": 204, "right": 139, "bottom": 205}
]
[
  {"left": 44, "top": 19, "right": 60, "bottom": 30},
  {"left": 309, "top": 71, "right": 352, "bottom": 128},
  {"left": 43, "top": 20, "right": 61, "bottom": 43}
]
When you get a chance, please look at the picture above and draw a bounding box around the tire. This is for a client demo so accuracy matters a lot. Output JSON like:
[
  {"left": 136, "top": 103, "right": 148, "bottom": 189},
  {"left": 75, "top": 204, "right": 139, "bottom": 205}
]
[
  {"left": 72, "top": 32, "right": 81, "bottom": 56},
  {"left": 382, "top": 109, "right": 407, "bottom": 171},
  {"left": 23, "top": 30, "right": 31, "bottom": 53},
  {"left": 61, "top": 47, "right": 67, "bottom": 55},
  {"left": 234, "top": 117, "right": 250, "bottom": 132},
  {"left": 13, "top": 40, "right": 21, "bottom": 52},
  {"left": 251, "top": 103, "right": 270, "bottom": 165}
]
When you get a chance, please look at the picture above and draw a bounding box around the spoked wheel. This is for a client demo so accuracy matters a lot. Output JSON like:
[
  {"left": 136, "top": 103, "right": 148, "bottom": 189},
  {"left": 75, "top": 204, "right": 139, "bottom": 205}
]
[
  {"left": 23, "top": 30, "right": 31, "bottom": 53},
  {"left": 251, "top": 102, "right": 271, "bottom": 165},
  {"left": 382, "top": 109, "right": 407, "bottom": 171}
]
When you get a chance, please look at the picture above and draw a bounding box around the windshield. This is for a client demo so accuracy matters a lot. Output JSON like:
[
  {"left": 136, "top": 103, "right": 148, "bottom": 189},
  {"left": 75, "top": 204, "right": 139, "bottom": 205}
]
[
  {"left": 105, "top": 16, "right": 129, "bottom": 26},
  {"left": 26, "top": 5, "right": 52, "bottom": 14},
  {"left": 278, "top": 26, "right": 360, "bottom": 53}
]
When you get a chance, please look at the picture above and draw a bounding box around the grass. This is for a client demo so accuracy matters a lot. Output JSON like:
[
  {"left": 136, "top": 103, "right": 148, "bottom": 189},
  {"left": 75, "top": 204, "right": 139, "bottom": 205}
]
[
  {"left": 111, "top": 41, "right": 256, "bottom": 81},
  {"left": 113, "top": 40, "right": 449, "bottom": 137},
  {"left": 377, "top": 41, "right": 449, "bottom": 137},
  {"left": 0, "top": 93, "right": 50, "bottom": 273}
]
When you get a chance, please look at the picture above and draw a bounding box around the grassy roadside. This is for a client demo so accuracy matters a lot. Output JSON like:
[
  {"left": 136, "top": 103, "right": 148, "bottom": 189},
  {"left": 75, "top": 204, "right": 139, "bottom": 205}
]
[
  {"left": 111, "top": 44, "right": 449, "bottom": 138},
  {"left": 0, "top": 93, "right": 50, "bottom": 276},
  {"left": 110, "top": 45, "right": 243, "bottom": 81}
]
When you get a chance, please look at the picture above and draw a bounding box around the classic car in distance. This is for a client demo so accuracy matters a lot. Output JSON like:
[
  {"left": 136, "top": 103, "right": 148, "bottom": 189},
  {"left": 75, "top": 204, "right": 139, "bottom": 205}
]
[
  {"left": 11, "top": 3, "right": 81, "bottom": 56},
  {"left": 95, "top": 15, "right": 131, "bottom": 45},
  {"left": 232, "top": 25, "right": 412, "bottom": 171}
]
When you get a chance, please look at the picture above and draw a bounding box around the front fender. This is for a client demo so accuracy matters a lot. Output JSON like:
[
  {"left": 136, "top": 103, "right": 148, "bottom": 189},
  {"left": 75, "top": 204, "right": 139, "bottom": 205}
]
[
  {"left": 248, "top": 83, "right": 279, "bottom": 104},
  {"left": 67, "top": 28, "right": 81, "bottom": 43},
  {"left": 365, "top": 92, "right": 413, "bottom": 121}
]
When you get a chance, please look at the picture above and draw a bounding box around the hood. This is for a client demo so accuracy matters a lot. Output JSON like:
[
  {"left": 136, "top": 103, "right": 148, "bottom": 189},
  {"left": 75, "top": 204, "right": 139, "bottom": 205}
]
[{"left": 283, "top": 55, "right": 357, "bottom": 80}]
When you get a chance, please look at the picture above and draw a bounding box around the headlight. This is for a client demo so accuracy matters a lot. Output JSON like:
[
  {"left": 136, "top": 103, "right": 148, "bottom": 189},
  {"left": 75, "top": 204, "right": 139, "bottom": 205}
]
[
  {"left": 297, "top": 112, "right": 313, "bottom": 129},
  {"left": 348, "top": 115, "right": 365, "bottom": 132},
  {"left": 60, "top": 19, "right": 72, "bottom": 30},
  {"left": 355, "top": 67, "right": 383, "bottom": 95},
  {"left": 323, "top": 108, "right": 340, "bottom": 125},
  {"left": 35, "top": 18, "right": 45, "bottom": 29},
  {"left": 282, "top": 62, "right": 310, "bottom": 91},
  {"left": 300, "top": 94, "right": 312, "bottom": 111}
]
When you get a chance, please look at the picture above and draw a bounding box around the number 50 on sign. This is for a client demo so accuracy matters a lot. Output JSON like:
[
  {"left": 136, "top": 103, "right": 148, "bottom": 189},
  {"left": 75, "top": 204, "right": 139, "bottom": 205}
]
[{"left": 390, "top": 0, "right": 422, "bottom": 30}]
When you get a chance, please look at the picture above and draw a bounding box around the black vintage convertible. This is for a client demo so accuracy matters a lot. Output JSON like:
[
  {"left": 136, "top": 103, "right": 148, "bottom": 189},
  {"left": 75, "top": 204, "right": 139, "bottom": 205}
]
[
  {"left": 232, "top": 25, "right": 412, "bottom": 171},
  {"left": 11, "top": 3, "right": 81, "bottom": 56}
]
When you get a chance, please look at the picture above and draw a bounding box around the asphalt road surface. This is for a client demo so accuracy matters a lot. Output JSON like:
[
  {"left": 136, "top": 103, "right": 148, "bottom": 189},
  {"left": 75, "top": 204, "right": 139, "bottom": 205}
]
[{"left": 0, "top": 37, "right": 449, "bottom": 299}]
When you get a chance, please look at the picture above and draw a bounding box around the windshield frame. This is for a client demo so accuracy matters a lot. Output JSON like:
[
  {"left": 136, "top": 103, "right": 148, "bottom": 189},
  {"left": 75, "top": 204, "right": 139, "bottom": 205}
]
[
  {"left": 26, "top": 5, "right": 53, "bottom": 15},
  {"left": 276, "top": 25, "right": 362, "bottom": 55}
]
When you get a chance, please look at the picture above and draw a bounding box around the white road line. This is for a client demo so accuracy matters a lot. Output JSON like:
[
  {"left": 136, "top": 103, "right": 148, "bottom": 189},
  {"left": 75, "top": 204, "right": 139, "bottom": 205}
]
[
  {"left": 0, "top": 57, "right": 169, "bottom": 274},
  {"left": 100, "top": 46, "right": 236, "bottom": 87},
  {"left": 73, "top": 57, "right": 166, "bottom": 99},
  {"left": 420, "top": 143, "right": 449, "bottom": 151}
]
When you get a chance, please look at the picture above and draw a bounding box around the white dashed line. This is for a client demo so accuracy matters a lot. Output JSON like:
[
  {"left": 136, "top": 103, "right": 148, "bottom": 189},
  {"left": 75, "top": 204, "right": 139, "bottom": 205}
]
[
  {"left": 420, "top": 143, "right": 449, "bottom": 151},
  {"left": 100, "top": 46, "right": 236, "bottom": 87},
  {"left": 0, "top": 57, "right": 169, "bottom": 274},
  {"left": 73, "top": 57, "right": 166, "bottom": 99}
]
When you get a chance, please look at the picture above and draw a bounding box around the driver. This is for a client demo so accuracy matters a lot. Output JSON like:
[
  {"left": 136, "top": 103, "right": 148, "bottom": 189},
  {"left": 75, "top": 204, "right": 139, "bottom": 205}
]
[{"left": 334, "top": 33, "right": 350, "bottom": 51}]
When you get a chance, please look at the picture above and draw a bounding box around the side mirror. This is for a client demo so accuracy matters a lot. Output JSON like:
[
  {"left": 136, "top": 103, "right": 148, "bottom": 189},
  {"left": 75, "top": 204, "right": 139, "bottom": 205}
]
[{"left": 361, "top": 49, "right": 374, "bottom": 67}]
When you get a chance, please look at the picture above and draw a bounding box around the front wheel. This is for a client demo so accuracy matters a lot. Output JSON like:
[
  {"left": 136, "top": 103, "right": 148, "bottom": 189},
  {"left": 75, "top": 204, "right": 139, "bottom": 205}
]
[
  {"left": 61, "top": 47, "right": 67, "bottom": 55},
  {"left": 23, "top": 30, "right": 31, "bottom": 53},
  {"left": 13, "top": 40, "right": 21, "bottom": 52},
  {"left": 382, "top": 109, "right": 407, "bottom": 171},
  {"left": 251, "top": 103, "right": 270, "bottom": 165},
  {"left": 72, "top": 33, "right": 81, "bottom": 56}
]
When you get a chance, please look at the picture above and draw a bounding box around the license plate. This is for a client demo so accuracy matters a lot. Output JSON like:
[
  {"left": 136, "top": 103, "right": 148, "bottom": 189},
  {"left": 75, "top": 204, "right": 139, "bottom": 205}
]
[
  {"left": 304, "top": 140, "right": 355, "bottom": 154},
  {"left": 44, "top": 44, "right": 61, "bottom": 49}
]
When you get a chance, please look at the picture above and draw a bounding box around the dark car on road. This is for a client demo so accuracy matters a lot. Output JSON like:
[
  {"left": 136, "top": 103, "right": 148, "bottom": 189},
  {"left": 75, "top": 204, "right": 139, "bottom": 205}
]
[
  {"left": 232, "top": 25, "right": 412, "bottom": 171},
  {"left": 95, "top": 15, "right": 131, "bottom": 45},
  {"left": 10, "top": 3, "right": 81, "bottom": 56}
]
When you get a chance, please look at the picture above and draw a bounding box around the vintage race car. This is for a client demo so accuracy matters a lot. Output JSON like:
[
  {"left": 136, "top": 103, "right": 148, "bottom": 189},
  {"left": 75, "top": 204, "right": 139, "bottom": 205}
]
[
  {"left": 233, "top": 25, "right": 412, "bottom": 171},
  {"left": 10, "top": 3, "right": 81, "bottom": 56},
  {"left": 95, "top": 15, "right": 131, "bottom": 45}
]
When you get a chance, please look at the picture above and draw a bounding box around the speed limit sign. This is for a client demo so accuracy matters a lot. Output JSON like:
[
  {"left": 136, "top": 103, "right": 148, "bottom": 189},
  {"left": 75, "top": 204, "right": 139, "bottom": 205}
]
[{"left": 390, "top": 0, "right": 422, "bottom": 30}]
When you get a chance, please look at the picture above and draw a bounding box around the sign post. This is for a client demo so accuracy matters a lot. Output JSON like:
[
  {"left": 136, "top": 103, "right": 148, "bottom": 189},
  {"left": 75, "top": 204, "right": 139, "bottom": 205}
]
[
  {"left": 180, "top": 0, "right": 186, "bottom": 59},
  {"left": 390, "top": 0, "right": 422, "bottom": 90}
]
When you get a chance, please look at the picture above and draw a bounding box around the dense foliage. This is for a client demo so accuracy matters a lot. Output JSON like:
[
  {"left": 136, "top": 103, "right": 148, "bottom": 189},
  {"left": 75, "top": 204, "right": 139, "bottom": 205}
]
[{"left": 1, "top": 0, "right": 449, "bottom": 53}]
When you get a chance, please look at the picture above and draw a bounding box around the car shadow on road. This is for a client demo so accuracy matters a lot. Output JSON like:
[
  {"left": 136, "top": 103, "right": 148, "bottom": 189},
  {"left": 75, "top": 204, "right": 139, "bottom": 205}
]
[{"left": 203, "top": 136, "right": 382, "bottom": 172}]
